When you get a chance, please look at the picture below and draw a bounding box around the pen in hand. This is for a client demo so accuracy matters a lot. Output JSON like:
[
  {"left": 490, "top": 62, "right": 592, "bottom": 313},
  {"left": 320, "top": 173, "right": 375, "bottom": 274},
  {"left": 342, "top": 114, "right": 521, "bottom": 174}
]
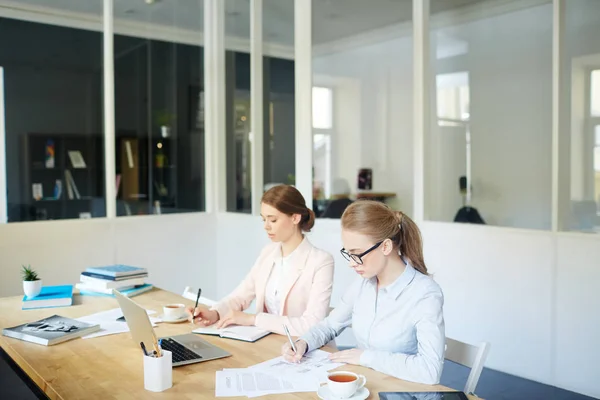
[
  {"left": 191, "top": 288, "right": 202, "bottom": 325},
  {"left": 283, "top": 324, "right": 297, "bottom": 353}
]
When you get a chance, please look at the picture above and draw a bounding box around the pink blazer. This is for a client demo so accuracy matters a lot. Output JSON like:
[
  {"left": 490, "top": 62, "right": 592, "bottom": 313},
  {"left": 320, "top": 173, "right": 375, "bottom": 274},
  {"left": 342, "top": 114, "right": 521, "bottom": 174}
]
[{"left": 211, "top": 237, "right": 334, "bottom": 336}]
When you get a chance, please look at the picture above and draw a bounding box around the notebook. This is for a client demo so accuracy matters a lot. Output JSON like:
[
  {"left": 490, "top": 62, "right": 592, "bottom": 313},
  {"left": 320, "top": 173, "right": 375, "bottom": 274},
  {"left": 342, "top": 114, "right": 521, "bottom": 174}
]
[
  {"left": 22, "top": 285, "right": 74, "bottom": 310},
  {"left": 2, "top": 315, "right": 100, "bottom": 346},
  {"left": 85, "top": 265, "right": 147, "bottom": 278},
  {"left": 193, "top": 325, "right": 270, "bottom": 343}
]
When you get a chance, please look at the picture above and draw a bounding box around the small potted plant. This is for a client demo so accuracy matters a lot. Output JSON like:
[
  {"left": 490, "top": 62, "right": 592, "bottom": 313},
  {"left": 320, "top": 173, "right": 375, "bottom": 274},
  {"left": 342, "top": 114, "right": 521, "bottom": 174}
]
[{"left": 22, "top": 265, "right": 42, "bottom": 298}]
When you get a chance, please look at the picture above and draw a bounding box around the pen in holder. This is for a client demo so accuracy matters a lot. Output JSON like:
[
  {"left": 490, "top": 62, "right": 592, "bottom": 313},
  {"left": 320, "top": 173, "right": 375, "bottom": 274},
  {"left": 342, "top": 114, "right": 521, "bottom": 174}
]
[{"left": 143, "top": 350, "right": 172, "bottom": 392}]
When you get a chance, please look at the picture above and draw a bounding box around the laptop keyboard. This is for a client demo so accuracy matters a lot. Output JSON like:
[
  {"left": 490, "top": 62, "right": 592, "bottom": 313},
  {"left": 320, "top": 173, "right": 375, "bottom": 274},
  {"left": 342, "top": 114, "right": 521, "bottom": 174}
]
[{"left": 161, "top": 338, "right": 202, "bottom": 364}]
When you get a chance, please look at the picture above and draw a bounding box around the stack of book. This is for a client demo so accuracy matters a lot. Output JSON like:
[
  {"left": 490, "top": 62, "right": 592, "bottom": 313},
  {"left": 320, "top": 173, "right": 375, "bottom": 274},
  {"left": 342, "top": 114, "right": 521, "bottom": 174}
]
[
  {"left": 75, "top": 265, "right": 153, "bottom": 298},
  {"left": 22, "top": 285, "right": 74, "bottom": 310}
]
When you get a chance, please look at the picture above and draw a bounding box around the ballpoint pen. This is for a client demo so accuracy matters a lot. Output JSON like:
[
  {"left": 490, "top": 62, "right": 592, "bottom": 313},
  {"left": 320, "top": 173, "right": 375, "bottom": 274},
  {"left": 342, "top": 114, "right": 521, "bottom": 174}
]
[
  {"left": 140, "top": 341, "right": 149, "bottom": 356},
  {"left": 283, "top": 324, "right": 297, "bottom": 353},
  {"left": 191, "top": 288, "right": 202, "bottom": 325}
]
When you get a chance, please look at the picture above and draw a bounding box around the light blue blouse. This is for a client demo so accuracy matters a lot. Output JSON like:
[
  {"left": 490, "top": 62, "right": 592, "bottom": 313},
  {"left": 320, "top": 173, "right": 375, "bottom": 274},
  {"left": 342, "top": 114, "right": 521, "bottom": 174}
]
[{"left": 301, "top": 264, "right": 445, "bottom": 384}]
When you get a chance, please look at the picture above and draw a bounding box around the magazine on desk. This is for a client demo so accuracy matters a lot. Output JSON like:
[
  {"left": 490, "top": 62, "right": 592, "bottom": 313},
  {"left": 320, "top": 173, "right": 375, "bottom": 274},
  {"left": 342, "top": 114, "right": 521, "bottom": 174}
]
[
  {"left": 2, "top": 315, "right": 100, "bottom": 346},
  {"left": 193, "top": 325, "right": 270, "bottom": 343}
]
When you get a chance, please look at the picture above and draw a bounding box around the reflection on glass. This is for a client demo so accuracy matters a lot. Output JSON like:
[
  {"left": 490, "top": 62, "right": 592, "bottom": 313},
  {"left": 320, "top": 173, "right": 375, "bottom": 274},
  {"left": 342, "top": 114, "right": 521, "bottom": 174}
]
[
  {"left": 312, "top": 0, "right": 411, "bottom": 218},
  {"left": 427, "top": 1, "right": 552, "bottom": 230},
  {"left": 595, "top": 126, "right": 600, "bottom": 215},
  {"left": 312, "top": 87, "right": 333, "bottom": 129},
  {"left": 2, "top": 16, "right": 104, "bottom": 222},
  {"left": 565, "top": 1, "right": 600, "bottom": 232},
  {"left": 263, "top": 1, "right": 295, "bottom": 198},
  {"left": 436, "top": 72, "right": 470, "bottom": 126},
  {"left": 591, "top": 70, "right": 600, "bottom": 117},
  {"left": 114, "top": 1, "right": 205, "bottom": 217}
]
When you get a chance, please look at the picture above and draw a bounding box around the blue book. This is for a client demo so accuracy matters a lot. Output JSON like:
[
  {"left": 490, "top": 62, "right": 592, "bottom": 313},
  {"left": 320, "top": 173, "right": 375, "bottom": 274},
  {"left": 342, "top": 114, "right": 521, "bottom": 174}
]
[
  {"left": 22, "top": 285, "right": 74, "bottom": 310},
  {"left": 78, "top": 284, "right": 153, "bottom": 298},
  {"left": 85, "top": 265, "right": 147, "bottom": 278}
]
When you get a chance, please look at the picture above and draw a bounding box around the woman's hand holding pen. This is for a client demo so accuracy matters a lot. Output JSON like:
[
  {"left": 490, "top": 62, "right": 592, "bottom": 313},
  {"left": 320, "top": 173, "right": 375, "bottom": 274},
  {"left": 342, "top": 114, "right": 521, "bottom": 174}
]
[
  {"left": 186, "top": 304, "right": 219, "bottom": 326},
  {"left": 282, "top": 339, "right": 308, "bottom": 363}
]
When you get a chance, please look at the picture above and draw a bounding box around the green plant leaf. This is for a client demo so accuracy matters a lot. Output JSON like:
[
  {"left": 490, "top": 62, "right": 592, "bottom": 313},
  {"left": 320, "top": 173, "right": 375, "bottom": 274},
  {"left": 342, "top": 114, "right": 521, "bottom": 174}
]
[{"left": 21, "top": 264, "right": 39, "bottom": 281}]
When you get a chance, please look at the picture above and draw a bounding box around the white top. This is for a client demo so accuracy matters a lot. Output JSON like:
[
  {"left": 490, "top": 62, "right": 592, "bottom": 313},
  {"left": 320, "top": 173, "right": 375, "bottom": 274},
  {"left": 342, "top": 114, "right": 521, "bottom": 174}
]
[
  {"left": 300, "top": 264, "right": 445, "bottom": 385},
  {"left": 264, "top": 253, "right": 291, "bottom": 316}
]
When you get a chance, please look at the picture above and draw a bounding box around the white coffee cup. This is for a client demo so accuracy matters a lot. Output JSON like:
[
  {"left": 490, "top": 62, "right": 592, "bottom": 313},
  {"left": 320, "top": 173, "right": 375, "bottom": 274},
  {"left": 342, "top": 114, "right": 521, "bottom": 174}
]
[
  {"left": 162, "top": 304, "right": 186, "bottom": 321},
  {"left": 327, "top": 371, "right": 366, "bottom": 399}
]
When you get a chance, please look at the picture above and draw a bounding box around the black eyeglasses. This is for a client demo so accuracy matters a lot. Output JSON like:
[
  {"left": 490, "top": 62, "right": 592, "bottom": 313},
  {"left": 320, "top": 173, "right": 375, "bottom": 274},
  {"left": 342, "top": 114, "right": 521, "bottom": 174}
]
[{"left": 340, "top": 241, "right": 383, "bottom": 265}]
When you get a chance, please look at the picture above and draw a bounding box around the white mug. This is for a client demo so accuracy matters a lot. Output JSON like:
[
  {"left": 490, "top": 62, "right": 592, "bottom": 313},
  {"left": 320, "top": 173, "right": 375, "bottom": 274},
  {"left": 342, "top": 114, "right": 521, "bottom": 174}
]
[
  {"left": 327, "top": 371, "right": 367, "bottom": 398},
  {"left": 162, "top": 303, "right": 186, "bottom": 320}
]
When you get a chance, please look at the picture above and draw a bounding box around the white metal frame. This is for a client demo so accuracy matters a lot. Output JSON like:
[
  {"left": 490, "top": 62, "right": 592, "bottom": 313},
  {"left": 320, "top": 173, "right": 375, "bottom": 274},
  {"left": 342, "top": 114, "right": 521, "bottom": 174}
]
[
  {"left": 552, "top": 0, "right": 565, "bottom": 232},
  {"left": 204, "top": 0, "right": 227, "bottom": 213},
  {"left": 103, "top": 0, "right": 116, "bottom": 219},
  {"left": 413, "top": 0, "right": 430, "bottom": 223},
  {"left": 294, "top": 0, "right": 313, "bottom": 205},
  {"left": 250, "top": 0, "right": 264, "bottom": 215},
  {"left": 0, "top": 67, "right": 6, "bottom": 223}
]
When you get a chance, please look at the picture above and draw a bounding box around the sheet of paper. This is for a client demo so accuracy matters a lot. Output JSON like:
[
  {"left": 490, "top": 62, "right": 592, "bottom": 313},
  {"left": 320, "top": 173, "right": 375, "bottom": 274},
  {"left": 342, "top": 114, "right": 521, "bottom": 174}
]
[
  {"left": 215, "top": 369, "right": 317, "bottom": 398},
  {"left": 248, "top": 349, "right": 343, "bottom": 382},
  {"left": 76, "top": 308, "right": 158, "bottom": 339}
]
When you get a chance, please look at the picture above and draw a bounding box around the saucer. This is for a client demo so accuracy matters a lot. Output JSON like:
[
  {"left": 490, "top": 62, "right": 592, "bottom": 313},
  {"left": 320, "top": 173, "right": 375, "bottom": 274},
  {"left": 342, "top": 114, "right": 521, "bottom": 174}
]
[
  {"left": 158, "top": 314, "right": 188, "bottom": 324},
  {"left": 317, "top": 386, "right": 369, "bottom": 400}
]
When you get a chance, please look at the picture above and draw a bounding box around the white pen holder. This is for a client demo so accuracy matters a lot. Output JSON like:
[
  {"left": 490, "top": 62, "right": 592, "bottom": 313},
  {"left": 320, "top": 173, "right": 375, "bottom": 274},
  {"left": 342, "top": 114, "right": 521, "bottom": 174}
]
[{"left": 143, "top": 350, "right": 173, "bottom": 392}]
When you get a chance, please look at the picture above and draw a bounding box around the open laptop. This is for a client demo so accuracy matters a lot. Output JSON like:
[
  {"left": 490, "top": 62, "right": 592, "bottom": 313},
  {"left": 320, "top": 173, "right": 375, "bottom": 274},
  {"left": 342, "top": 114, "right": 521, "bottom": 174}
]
[{"left": 113, "top": 290, "right": 231, "bottom": 367}]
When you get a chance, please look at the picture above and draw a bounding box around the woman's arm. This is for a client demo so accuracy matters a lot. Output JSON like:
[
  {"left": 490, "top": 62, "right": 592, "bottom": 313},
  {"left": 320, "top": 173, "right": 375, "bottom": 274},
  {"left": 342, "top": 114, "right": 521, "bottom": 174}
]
[
  {"left": 359, "top": 290, "right": 445, "bottom": 385},
  {"left": 254, "top": 255, "right": 334, "bottom": 336},
  {"left": 296, "top": 277, "right": 361, "bottom": 351}
]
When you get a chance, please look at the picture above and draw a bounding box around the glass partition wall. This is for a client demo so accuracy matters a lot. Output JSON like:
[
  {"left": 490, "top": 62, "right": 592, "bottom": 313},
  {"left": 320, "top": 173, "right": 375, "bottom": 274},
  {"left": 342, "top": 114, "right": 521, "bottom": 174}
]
[{"left": 0, "top": 0, "right": 597, "bottom": 235}]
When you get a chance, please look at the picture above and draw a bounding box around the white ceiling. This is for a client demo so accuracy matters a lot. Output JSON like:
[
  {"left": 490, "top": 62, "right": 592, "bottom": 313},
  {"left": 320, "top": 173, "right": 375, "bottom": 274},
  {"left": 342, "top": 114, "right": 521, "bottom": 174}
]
[{"left": 10, "top": 0, "right": 486, "bottom": 46}]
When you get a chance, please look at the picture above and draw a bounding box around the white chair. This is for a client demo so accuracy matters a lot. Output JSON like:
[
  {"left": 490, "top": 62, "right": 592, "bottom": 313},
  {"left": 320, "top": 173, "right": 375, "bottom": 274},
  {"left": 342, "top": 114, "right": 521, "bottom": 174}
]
[
  {"left": 182, "top": 286, "right": 217, "bottom": 307},
  {"left": 445, "top": 338, "right": 490, "bottom": 396}
]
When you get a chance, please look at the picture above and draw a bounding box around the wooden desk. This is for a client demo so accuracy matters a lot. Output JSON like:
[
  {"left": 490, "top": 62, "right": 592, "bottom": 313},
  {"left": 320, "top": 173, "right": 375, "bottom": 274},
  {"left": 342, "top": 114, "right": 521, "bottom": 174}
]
[{"left": 0, "top": 289, "right": 473, "bottom": 399}]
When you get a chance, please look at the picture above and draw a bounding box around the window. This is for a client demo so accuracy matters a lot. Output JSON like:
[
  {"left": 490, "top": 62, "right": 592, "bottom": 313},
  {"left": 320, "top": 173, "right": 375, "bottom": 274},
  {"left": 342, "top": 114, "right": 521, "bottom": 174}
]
[
  {"left": 114, "top": 0, "right": 205, "bottom": 217},
  {"left": 595, "top": 126, "right": 600, "bottom": 213},
  {"left": 427, "top": 2, "right": 552, "bottom": 230},
  {"left": 312, "top": 87, "right": 333, "bottom": 129},
  {"left": 436, "top": 72, "right": 470, "bottom": 126},
  {"left": 2, "top": 17, "right": 104, "bottom": 222},
  {"left": 312, "top": 87, "right": 333, "bottom": 211},
  {"left": 591, "top": 69, "right": 600, "bottom": 117}
]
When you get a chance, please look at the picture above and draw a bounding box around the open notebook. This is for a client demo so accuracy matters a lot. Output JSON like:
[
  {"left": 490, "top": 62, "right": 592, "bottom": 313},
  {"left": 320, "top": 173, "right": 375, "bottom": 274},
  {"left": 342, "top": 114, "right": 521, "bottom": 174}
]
[{"left": 193, "top": 325, "right": 270, "bottom": 343}]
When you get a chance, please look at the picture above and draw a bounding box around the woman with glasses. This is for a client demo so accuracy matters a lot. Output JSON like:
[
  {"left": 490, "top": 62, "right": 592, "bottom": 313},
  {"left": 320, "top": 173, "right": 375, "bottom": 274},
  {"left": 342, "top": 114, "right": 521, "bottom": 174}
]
[
  {"left": 186, "top": 184, "right": 334, "bottom": 336},
  {"left": 281, "top": 200, "right": 445, "bottom": 385}
]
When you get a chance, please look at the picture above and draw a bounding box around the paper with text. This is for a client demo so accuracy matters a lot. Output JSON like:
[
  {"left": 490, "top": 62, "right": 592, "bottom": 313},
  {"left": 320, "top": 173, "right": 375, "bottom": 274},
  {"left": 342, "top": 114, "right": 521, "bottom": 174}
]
[
  {"left": 248, "top": 349, "right": 344, "bottom": 383},
  {"left": 215, "top": 369, "right": 317, "bottom": 397}
]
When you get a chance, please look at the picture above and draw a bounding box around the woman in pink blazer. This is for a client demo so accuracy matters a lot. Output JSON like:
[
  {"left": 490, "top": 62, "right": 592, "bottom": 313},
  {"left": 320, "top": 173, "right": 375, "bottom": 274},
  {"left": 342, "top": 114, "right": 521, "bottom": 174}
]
[{"left": 186, "top": 184, "right": 334, "bottom": 336}]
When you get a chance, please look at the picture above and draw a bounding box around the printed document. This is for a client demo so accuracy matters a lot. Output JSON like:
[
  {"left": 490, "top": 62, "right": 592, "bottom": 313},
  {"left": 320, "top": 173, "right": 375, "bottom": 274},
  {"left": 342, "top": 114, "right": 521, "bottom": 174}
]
[{"left": 215, "top": 369, "right": 317, "bottom": 398}]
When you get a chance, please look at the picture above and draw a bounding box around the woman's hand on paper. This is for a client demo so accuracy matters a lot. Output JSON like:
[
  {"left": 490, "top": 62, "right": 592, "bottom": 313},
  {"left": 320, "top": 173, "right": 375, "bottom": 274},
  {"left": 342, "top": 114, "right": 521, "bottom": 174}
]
[
  {"left": 215, "top": 310, "right": 256, "bottom": 329},
  {"left": 186, "top": 305, "right": 219, "bottom": 326},
  {"left": 282, "top": 339, "right": 308, "bottom": 363},
  {"left": 328, "top": 348, "right": 364, "bottom": 365}
]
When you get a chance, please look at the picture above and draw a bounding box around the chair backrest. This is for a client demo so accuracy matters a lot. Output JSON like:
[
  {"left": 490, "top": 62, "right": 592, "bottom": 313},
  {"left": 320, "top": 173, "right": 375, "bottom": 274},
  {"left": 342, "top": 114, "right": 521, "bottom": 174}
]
[
  {"left": 445, "top": 338, "right": 490, "bottom": 395},
  {"left": 182, "top": 286, "right": 217, "bottom": 307}
]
